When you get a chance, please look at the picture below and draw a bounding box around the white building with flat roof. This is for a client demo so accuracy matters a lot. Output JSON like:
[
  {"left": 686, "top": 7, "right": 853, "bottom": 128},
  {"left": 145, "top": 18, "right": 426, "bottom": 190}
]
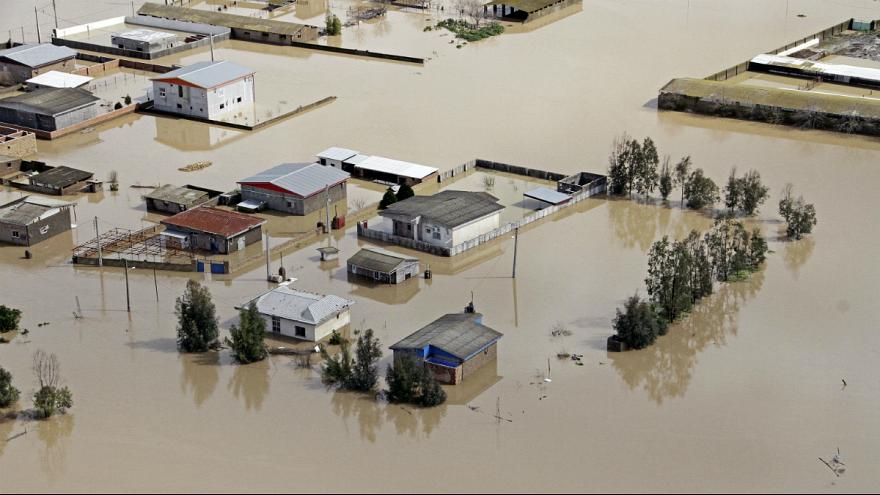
[
  {"left": 150, "top": 60, "right": 254, "bottom": 120},
  {"left": 25, "top": 71, "right": 92, "bottom": 91},
  {"left": 316, "top": 147, "right": 359, "bottom": 169},
  {"left": 112, "top": 29, "right": 178, "bottom": 52}
]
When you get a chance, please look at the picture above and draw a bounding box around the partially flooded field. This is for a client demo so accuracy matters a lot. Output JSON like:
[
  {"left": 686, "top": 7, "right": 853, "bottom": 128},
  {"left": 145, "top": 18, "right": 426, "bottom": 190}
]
[{"left": 1, "top": 0, "right": 880, "bottom": 492}]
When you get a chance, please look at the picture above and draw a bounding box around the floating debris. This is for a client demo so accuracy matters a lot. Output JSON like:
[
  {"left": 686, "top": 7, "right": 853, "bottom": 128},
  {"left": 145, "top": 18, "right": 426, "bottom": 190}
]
[{"left": 178, "top": 161, "right": 212, "bottom": 172}]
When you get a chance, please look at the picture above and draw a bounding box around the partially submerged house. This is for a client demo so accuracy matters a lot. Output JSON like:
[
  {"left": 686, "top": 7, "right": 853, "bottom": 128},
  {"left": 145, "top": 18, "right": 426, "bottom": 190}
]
[
  {"left": 0, "top": 44, "right": 77, "bottom": 85},
  {"left": 144, "top": 184, "right": 219, "bottom": 213},
  {"left": 112, "top": 29, "right": 178, "bottom": 53},
  {"left": 239, "top": 285, "right": 354, "bottom": 341},
  {"left": 27, "top": 165, "right": 93, "bottom": 195},
  {"left": 0, "top": 196, "right": 73, "bottom": 246},
  {"left": 351, "top": 155, "right": 438, "bottom": 186},
  {"left": 390, "top": 313, "right": 503, "bottom": 385},
  {"left": 237, "top": 162, "right": 349, "bottom": 215},
  {"left": 150, "top": 60, "right": 255, "bottom": 121},
  {"left": 347, "top": 246, "right": 420, "bottom": 284},
  {"left": 316, "top": 147, "right": 360, "bottom": 169},
  {"left": 0, "top": 88, "right": 101, "bottom": 132},
  {"left": 159, "top": 206, "right": 265, "bottom": 254},
  {"left": 379, "top": 190, "right": 504, "bottom": 248},
  {"left": 25, "top": 71, "right": 92, "bottom": 91}
]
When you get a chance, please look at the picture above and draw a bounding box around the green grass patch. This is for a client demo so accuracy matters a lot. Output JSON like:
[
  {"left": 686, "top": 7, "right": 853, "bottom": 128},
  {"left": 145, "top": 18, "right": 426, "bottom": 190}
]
[{"left": 436, "top": 19, "right": 504, "bottom": 42}]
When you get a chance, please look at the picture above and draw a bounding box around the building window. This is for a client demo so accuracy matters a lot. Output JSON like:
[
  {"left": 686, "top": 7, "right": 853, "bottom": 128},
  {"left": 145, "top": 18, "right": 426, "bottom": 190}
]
[
  {"left": 158, "top": 87, "right": 166, "bottom": 98},
  {"left": 177, "top": 103, "right": 182, "bottom": 109},
  {"left": 178, "top": 85, "right": 183, "bottom": 97},
  {"left": 237, "top": 97, "right": 241, "bottom": 103},
  {"left": 432, "top": 226, "right": 441, "bottom": 240},
  {"left": 272, "top": 316, "right": 280, "bottom": 333},
  {"left": 295, "top": 326, "right": 306, "bottom": 338},
  {"left": 219, "top": 103, "right": 225, "bottom": 109},
  {"left": 11, "top": 231, "right": 20, "bottom": 239}
]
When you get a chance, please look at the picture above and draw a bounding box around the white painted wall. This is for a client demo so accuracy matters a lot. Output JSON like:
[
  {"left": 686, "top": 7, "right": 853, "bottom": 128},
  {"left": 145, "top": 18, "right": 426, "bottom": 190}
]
[
  {"left": 451, "top": 212, "right": 501, "bottom": 246},
  {"left": 261, "top": 308, "right": 350, "bottom": 342},
  {"left": 152, "top": 76, "right": 254, "bottom": 120}
]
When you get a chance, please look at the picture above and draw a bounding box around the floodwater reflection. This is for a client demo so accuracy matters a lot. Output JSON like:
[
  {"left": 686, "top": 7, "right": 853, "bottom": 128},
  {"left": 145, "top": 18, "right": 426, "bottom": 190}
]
[
  {"left": 610, "top": 269, "right": 765, "bottom": 404},
  {"left": 179, "top": 352, "right": 220, "bottom": 408},
  {"left": 607, "top": 198, "right": 709, "bottom": 252},
  {"left": 228, "top": 361, "right": 270, "bottom": 411},
  {"left": 329, "top": 390, "right": 445, "bottom": 442},
  {"left": 36, "top": 413, "right": 75, "bottom": 482},
  {"left": 782, "top": 236, "right": 815, "bottom": 279}
]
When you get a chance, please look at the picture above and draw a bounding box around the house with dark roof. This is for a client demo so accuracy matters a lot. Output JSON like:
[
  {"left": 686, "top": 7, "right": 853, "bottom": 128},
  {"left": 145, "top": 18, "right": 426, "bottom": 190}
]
[
  {"left": 0, "top": 196, "right": 73, "bottom": 246},
  {"left": 0, "top": 87, "right": 101, "bottom": 132},
  {"left": 238, "top": 162, "right": 349, "bottom": 215},
  {"left": 238, "top": 285, "right": 354, "bottom": 341},
  {"left": 159, "top": 206, "right": 265, "bottom": 254},
  {"left": 390, "top": 313, "right": 503, "bottom": 385},
  {"left": 347, "top": 246, "right": 419, "bottom": 284},
  {"left": 150, "top": 60, "right": 254, "bottom": 120},
  {"left": 379, "top": 190, "right": 504, "bottom": 249},
  {"left": 144, "top": 184, "right": 220, "bottom": 214},
  {"left": 27, "top": 165, "right": 94, "bottom": 195},
  {"left": 0, "top": 44, "right": 77, "bottom": 84}
]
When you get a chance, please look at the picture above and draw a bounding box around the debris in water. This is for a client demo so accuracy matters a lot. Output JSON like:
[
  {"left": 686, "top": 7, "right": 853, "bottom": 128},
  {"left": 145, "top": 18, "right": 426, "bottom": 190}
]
[
  {"left": 178, "top": 161, "right": 212, "bottom": 172},
  {"left": 819, "top": 448, "right": 846, "bottom": 477},
  {"left": 841, "top": 378, "right": 847, "bottom": 389}
]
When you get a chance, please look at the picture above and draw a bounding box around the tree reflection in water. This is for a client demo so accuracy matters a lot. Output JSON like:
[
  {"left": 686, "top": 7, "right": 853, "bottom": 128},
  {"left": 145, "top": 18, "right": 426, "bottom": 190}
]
[
  {"left": 611, "top": 269, "right": 765, "bottom": 404},
  {"left": 782, "top": 236, "right": 815, "bottom": 279},
  {"left": 607, "top": 198, "right": 701, "bottom": 253},
  {"left": 228, "top": 361, "right": 270, "bottom": 412},
  {"left": 36, "top": 413, "right": 74, "bottom": 482},
  {"left": 330, "top": 391, "right": 445, "bottom": 442},
  {"left": 179, "top": 352, "right": 220, "bottom": 408}
]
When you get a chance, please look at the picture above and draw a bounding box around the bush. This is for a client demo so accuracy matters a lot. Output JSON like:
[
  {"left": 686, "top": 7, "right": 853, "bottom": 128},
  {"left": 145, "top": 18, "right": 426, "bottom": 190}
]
[
  {"left": 228, "top": 303, "right": 268, "bottom": 364},
  {"left": 779, "top": 184, "right": 817, "bottom": 240},
  {"left": 684, "top": 168, "right": 719, "bottom": 210},
  {"left": 0, "top": 305, "right": 22, "bottom": 333},
  {"left": 0, "top": 366, "right": 20, "bottom": 408},
  {"left": 397, "top": 183, "right": 415, "bottom": 201},
  {"left": 124, "top": 94, "right": 132, "bottom": 105},
  {"left": 321, "top": 328, "right": 382, "bottom": 392},
  {"left": 385, "top": 355, "right": 446, "bottom": 407},
  {"left": 378, "top": 187, "right": 398, "bottom": 210},
  {"left": 113, "top": 102, "right": 123, "bottom": 110},
  {"left": 436, "top": 19, "right": 504, "bottom": 42},
  {"left": 612, "top": 294, "right": 667, "bottom": 350},
  {"left": 175, "top": 280, "right": 219, "bottom": 352},
  {"left": 325, "top": 13, "right": 342, "bottom": 35},
  {"left": 33, "top": 385, "right": 72, "bottom": 419},
  {"left": 328, "top": 329, "right": 346, "bottom": 346}
]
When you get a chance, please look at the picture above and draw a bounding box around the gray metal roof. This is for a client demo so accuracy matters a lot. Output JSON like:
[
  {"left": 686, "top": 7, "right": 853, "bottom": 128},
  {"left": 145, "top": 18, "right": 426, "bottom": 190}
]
[
  {"left": 0, "top": 44, "right": 76, "bottom": 68},
  {"left": 0, "top": 88, "right": 100, "bottom": 116},
  {"left": 145, "top": 184, "right": 209, "bottom": 205},
  {"left": 241, "top": 285, "right": 354, "bottom": 326},
  {"left": 138, "top": 3, "right": 315, "bottom": 36},
  {"left": 390, "top": 313, "right": 503, "bottom": 360},
  {"left": 239, "top": 162, "right": 350, "bottom": 198},
  {"left": 0, "top": 196, "right": 70, "bottom": 226},
  {"left": 112, "top": 29, "right": 177, "bottom": 42},
  {"left": 380, "top": 190, "right": 503, "bottom": 229},
  {"left": 524, "top": 186, "right": 570, "bottom": 205},
  {"left": 316, "top": 146, "right": 359, "bottom": 162},
  {"left": 347, "top": 246, "right": 418, "bottom": 273},
  {"left": 30, "top": 165, "right": 93, "bottom": 188},
  {"left": 152, "top": 60, "right": 253, "bottom": 89}
]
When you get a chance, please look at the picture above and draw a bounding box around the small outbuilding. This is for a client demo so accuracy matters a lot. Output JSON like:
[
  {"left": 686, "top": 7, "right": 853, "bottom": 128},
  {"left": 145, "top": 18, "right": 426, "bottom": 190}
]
[
  {"left": 316, "top": 147, "right": 359, "bottom": 169},
  {"left": 144, "top": 184, "right": 218, "bottom": 213},
  {"left": 351, "top": 154, "right": 439, "bottom": 186},
  {"left": 27, "top": 165, "right": 94, "bottom": 195},
  {"left": 317, "top": 246, "right": 339, "bottom": 261},
  {"left": 0, "top": 87, "right": 101, "bottom": 132},
  {"left": 25, "top": 71, "right": 93, "bottom": 91},
  {"left": 347, "top": 246, "right": 420, "bottom": 284},
  {"left": 0, "top": 195, "right": 73, "bottom": 246},
  {"left": 159, "top": 206, "right": 265, "bottom": 254},
  {"left": 238, "top": 285, "right": 354, "bottom": 342},
  {"left": 238, "top": 162, "right": 349, "bottom": 215},
  {"left": 112, "top": 29, "right": 178, "bottom": 53},
  {"left": 0, "top": 44, "right": 77, "bottom": 85},
  {"left": 390, "top": 313, "right": 503, "bottom": 385},
  {"left": 523, "top": 186, "right": 570, "bottom": 207}
]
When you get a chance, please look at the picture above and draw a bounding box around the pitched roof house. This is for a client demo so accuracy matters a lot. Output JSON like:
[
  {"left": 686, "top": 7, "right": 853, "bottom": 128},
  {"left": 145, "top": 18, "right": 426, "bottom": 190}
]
[
  {"left": 238, "top": 162, "right": 349, "bottom": 215},
  {"left": 347, "top": 246, "right": 420, "bottom": 284},
  {"left": 160, "top": 206, "right": 265, "bottom": 254},
  {"left": 239, "top": 285, "right": 355, "bottom": 341}
]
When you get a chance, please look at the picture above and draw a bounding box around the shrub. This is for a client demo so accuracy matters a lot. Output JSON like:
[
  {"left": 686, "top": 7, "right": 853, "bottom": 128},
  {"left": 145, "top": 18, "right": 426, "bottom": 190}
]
[
  {"left": 385, "top": 355, "right": 446, "bottom": 407},
  {"left": 124, "top": 94, "right": 132, "bottom": 105},
  {"left": 0, "top": 305, "right": 22, "bottom": 333},
  {"left": 684, "top": 168, "right": 719, "bottom": 210},
  {"left": 321, "top": 329, "right": 382, "bottom": 392},
  {"left": 0, "top": 366, "right": 20, "bottom": 408},
  {"left": 378, "top": 187, "right": 398, "bottom": 210},
  {"left": 397, "top": 183, "right": 415, "bottom": 201},
  {"left": 612, "top": 294, "right": 667, "bottom": 350},
  {"left": 114, "top": 102, "right": 123, "bottom": 110},
  {"left": 33, "top": 386, "right": 72, "bottom": 419}
]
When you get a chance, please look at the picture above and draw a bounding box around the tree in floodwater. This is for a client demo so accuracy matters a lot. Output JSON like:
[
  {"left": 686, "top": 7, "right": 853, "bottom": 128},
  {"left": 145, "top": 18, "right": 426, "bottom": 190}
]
[
  {"left": 725, "top": 168, "right": 769, "bottom": 216},
  {"left": 778, "top": 184, "right": 817, "bottom": 240},
  {"left": 0, "top": 305, "right": 21, "bottom": 333},
  {"left": 683, "top": 168, "right": 719, "bottom": 210},
  {"left": 322, "top": 329, "right": 383, "bottom": 392},
  {"left": 612, "top": 294, "right": 667, "bottom": 350},
  {"left": 607, "top": 133, "right": 633, "bottom": 196},
  {"left": 704, "top": 218, "right": 767, "bottom": 281},
  {"left": 633, "top": 137, "right": 660, "bottom": 199},
  {"left": 321, "top": 340, "right": 354, "bottom": 385},
  {"left": 31, "top": 350, "right": 72, "bottom": 419},
  {"left": 175, "top": 280, "right": 219, "bottom": 353},
  {"left": 673, "top": 155, "right": 692, "bottom": 205},
  {"left": 228, "top": 303, "right": 268, "bottom": 364},
  {"left": 659, "top": 156, "right": 673, "bottom": 202},
  {"left": 325, "top": 13, "right": 342, "bottom": 35},
  {"left": 386, "top": 354, "right": 447, "bottom": 407},
  {"left": 0, "top": 366, "right": 20, "bottom": 408},
  {"left": 645, "top": 233, "right": 712, "bottom": 322}
]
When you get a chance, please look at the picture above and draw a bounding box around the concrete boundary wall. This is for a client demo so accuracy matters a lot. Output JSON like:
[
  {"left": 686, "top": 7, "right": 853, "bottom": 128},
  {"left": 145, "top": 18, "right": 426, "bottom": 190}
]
[
  {"left": 138, "top": 96, "right": 336, "bottom": 131},
  {"left": 287, "top": 40, "right": 424, "bottom": 64},
  {"left": 1, "top": 104, "right": 137, "bottom": 140},
  {"left": 53, "top": 16, "right": 126, "bottom": 38}
]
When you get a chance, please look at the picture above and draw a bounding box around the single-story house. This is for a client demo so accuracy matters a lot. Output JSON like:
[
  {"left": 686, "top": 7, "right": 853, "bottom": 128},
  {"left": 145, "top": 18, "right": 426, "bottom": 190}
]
[
  {"left": 27, "top": 165, "right": 94, "bottom": 195},
  {"left": 144, "top": 184, "right": 219, "bottom": 213},
  {"left": 390, "top": 313, "right": 503, "bottom": 385},
  {"left": 159, "top": 206, "right": 265, "bottom": 254},
  {"left": 0, "top": 195, "right": 73, "bottom": 246},
  {"left": 111, "top": 29, "right": 178, "bottom": 53},
  {"left": 150, "top": 60, "right": 255, "bottom": 120},
  {"left": 347, "top": 246, "right": 420, "bottom": 284},
  {"left": 238, "top": 285, "right": 354, "bottom": 342},
  {"left": 379, "top": 190, "right": 504, "bottom": 248},
  {"left": 25, "top": 71, "right": 93, "bottom": 91},
  {"left": 350, "top": 154, "right": 439, "bottom": 186},
  {"left": 0, "top": 44, "right": 77, "bottom": 85},
  {"left": 0, "top": 87, "right": 101, "bottom": 132},
  {"left": 238, "top": 162, "right": 349, "bottom": 215},
  {"left": 316, "top": 146, "right": 359, "bottom": 169}
]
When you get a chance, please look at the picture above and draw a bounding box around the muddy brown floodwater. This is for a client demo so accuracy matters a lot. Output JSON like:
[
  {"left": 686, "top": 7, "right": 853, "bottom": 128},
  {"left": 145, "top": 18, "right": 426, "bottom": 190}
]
[{"left": 1, "top": 0, "right": 880, "bottom": 492}]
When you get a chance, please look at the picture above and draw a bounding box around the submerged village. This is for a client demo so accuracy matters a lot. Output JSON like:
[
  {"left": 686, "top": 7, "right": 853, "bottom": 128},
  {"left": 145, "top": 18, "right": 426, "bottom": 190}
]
[{"left": 0, "top": 0, "right": 877, "bottom": 492}]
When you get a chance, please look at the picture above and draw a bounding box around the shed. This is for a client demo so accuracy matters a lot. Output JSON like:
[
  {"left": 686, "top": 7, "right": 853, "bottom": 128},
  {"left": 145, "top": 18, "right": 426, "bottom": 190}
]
[
  {"left": 352, "top": 155, "right": 439, "bottom": 186},
  {"left": 524, "top": 186, "right": 570, "bottom": 206},
  {"left": 159, "top": 206, "right": 265, "bottom": 254},
  {"left": 144, "top": 184, "right": 217, "bottom": 213},
  {"left": 0, "top": 87, "right": 101, "bottom": 132},
  {"left": 238, "top": 285, "right": 354, "bottom": 341},
  {"left": 0, "top": 195, "right": 73, "bottom": 246},
  {"left": 316, "top": 146, "right": 359, "bottom": 169},
  {"left": 390, "top": 313, "right": 503, "bottom": 385},
  {"left": 347, "top": 246, "right": 420, "bottom": 284},
  {"left": 0, "top": 44, "right": 77, "bottom": 84},
  {"left": 317, "top": 246, "right": 339, "bottom": 261},
  {"left": 111, "top": 29, "right": 178, "bottom": 52},
  {"left": 25, "top": 71, "right": 93, "bottom": 91},
  {"left": 27, "top": 165, "right": 94, "bottom": 195}
]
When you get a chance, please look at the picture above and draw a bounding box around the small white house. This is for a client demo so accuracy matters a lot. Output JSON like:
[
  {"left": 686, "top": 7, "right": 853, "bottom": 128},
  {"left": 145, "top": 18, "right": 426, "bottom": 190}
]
[
  {"left": 316, "top": 147, "right": 359, "bottom": 169},
  {"left": 239, "top": 285, "right": 354, "bottom": 342},
  {"left": 150, "top": 60, "right": 254, "bottom": 120}
]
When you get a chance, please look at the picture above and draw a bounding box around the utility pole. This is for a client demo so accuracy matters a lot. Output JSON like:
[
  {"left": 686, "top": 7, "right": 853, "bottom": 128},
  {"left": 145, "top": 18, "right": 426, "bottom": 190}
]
[
  {"left": 511, "top": 226, "right": 519, "bottom": 278},
  {"left": 209, "top": 34, "right": 215, "bottom": 61},
  {"left": 20, "top": 26, "right": 25, "bottom": 43},
  {"left": 34, "top": 7, "right": 41, "bottom": 43},
  {"left": 153, "top": 267, "right": 159, "bottom": 301},
  {"left": 131, "top": 1, "right": 136, "bottom": 16},
  {"left": 52, "top": 0, "right": 58, "bottom": 29},
  {"left": 94, "top": 216, "right": 103, "bottom": 267},
  {"left": 324, "top": 185, "right": 331, "bottom": 234},
  {"left": 123, "top": 258, "right": 131, "bottom": 313},
  {"left": 264, "top": 232, "right": 270, "bottom": 280}
]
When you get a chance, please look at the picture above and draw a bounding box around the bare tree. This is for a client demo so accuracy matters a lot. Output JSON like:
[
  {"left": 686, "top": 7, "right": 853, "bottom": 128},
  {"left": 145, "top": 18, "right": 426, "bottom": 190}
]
[{"left": 33, "top": 350, "right": 61, "bottom": 389}]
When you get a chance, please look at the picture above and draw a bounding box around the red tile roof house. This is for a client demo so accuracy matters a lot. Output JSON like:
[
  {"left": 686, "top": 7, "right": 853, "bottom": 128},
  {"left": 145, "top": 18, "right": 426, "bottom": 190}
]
[{"left": 159, "top": 206, "right": 265, "bottom": 254}]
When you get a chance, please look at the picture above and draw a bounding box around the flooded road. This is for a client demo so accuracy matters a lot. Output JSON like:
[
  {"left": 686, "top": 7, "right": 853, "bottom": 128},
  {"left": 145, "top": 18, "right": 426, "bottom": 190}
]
[{"left": 2, "top": 0, "right": 880, "bottom": 492}]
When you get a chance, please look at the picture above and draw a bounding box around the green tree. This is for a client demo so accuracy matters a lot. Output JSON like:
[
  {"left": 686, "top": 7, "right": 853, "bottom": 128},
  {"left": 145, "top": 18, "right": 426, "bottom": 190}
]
[
  {"left": 33, "top": 386, "right": 72, "bottom": 419},
  {"left": 325, "top": 13, "right": 342, "bottom": 35},
  {"left": 738, "top": 169, "right": 769, "bottom": 216},
  {"left": 724, "top": 167, "right": 741, "bottom": 212},
  {"left": 0, "top": 305, "right": 22, "bottom": 333},
  {"left": 175, "top": 280, "right": 219, "bottom": 352},
  {"left": 673, "top": 155, "right": 692, "bottom": 205},
  {"left": 778, "top": 184, "right": 817, "bottom": 240},
  {"left": 321, "top": 340, "right": 353, "bottom": 385},
  {"left": 747, "top": 228, "right": 768, "bottom": 270},
  {"left": 607, "top": 133, "right": 632, "bottom": 196},
  {"left": 397, "top": 183, "right": 415, "bottom": 201},
  {"left": 683, "top": 168, "right": 719, "bottom": 210},
  {"left": 378, "top": 187, "right": 398, "bottom": 210},
  {"left": 228, "top": 303, "right": 268, "bottom": 364},
  {"left": 347, "top": 329, "right": 382, "bottom": 392},
  {"left": 683, "top": 230, "right": 714, "bottom": 304},
  {"left": 386, "top": 355, "right": 421, "bottom": 403},
  {"left": 612, "top": 294, "right": 667, "bottom": 350},
  {"left": 0, "top": 366, "right": 20, "bottom": 408},
  {"left": 704, "top": 218, "right": 753, "bottom": 281},
  {"left": 633, "top": 137, "right": 659, "bottom": 198},
  {"left": 417, "top": 367, "right": 446, "bottom": 407},
  {"left": 124, "top": 94, "right": 132, "bottom": 105},
  {"left": 659, "top": 156, "right": 673, "bottom": 201}
]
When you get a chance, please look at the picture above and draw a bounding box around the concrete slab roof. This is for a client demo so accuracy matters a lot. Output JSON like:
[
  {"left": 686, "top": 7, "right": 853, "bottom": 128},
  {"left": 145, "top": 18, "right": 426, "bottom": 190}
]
[{"left": 26, "top": 71, "right": 93, "bottom": 89}]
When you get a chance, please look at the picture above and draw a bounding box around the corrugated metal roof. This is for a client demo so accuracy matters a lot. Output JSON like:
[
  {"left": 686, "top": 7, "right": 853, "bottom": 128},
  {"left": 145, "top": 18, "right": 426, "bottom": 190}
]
[
  {"left": 347, "top": 246, "right": 419, "bottom": 273},
  {"left": 241, "top": 285, "right": 354, "bottom": 326},
  {"left": 30, "top": 165, "right": 93, "bottom": 188},
  {"left": 354, "top": 155, "right": 438, "bottom": 180},
  {"left": 380, "top": 190, "right": 503, "bottom": 229},
  {"left": 0, "top": 196, "right": 70, "bottom": 226},
  {"left": 239, "top": 162, "right": 350, "bottom": 198},
  {"left": 0, "top": 87, "right": 100, "bottom": 116},
  {"left": 485, "top": 0, "right": 561, "bottom": 13},
  {"left": 138, "top": 3, "right": 315, "bottom": 36},
  {"left": 152, "top": 60, "right": 253, "bottom": 89},
  {"left": 145, "top": 184, "right": 209, "bottom": 205},
  {"left": 26, "top": 71, "right": 92, "bottom": 89},
  {"left": 160, "top": 206, "right": 265, "bottom": 238},
  {"left": 316, "top": 146, "right": 359, "bottom": 161},
  {"left": 751, "top": 53, "right": 880, "bottom": 83},
  {"left": 524, "top": 186, "right": 570, "bottom": 205},
  {"left": 0, "top": 44, "right": 76, "bottom": 68},
  {"left": 390, "top": 313, "right": 503, "bottom": 361}
]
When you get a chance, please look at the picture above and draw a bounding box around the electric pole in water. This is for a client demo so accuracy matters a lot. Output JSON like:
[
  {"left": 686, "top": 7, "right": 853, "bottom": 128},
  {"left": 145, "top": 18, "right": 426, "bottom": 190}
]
[
  {"left": 34, "top": 7, "right": 41, "bottom": 43},
  {"left": 95, "top": 216, "right": 103, "bottom": 267},
  {"left": 511, "top": 226, "right": 519, "bottom": 278},
  {"left": 52, "top": 0, "right": 58, "bottom": 29},
  {"left": 123, "top": 258, "right": 131, "bottom": 313}
]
